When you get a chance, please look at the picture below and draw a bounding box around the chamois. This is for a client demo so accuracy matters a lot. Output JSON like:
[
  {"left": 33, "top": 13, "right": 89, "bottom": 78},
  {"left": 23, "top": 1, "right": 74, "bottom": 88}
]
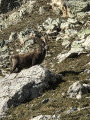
[{"left": 10, "top": 36, "right": 48, "bottom": 73}]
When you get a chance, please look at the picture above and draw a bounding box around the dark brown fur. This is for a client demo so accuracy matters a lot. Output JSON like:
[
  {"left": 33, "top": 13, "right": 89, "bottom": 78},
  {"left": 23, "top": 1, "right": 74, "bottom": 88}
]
[{"left": 11, "top": 38, "right": 48, "bottom": 73}]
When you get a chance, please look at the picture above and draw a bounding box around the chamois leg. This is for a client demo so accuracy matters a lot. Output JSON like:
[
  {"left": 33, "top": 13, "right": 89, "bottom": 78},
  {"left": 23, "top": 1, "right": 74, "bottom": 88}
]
[
  {"left": 32, "top": 57, "right": 36, "bottom": 66},
  {"left": 11, "top": 65, "right": 17, "bottom": 73},
  {"left": 10, "top": 58, "right": 18, "bottom": 73}
]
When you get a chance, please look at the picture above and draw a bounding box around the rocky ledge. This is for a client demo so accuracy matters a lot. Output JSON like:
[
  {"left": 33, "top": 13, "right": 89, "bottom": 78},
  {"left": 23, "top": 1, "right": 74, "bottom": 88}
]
[{"left": 0, "top": 65, "right": 60, "bottom": 118}]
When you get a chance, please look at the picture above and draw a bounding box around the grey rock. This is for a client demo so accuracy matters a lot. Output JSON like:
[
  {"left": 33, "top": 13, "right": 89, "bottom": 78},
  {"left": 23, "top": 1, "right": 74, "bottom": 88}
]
[
  {"left": 1, "top": 54, "right": 9, "bottom": 60},
  {"left": 26, "top": 0, "right": 36, "bottom": 14},
  {"left": 85, "top": 62, "right": 90, "bottom": 67},
  {"left": 57, "top": 36, "right": 90, "bottom": 63},
  {"left": 78, "top": 32, "right": 85, "bottom": 40},
  {"left": 65, "top": 106, "right": 90, "bottom": 115},
  {"left": 57, "top": 40, "right": 84, "bottom": 63},
  {"left": 0, "top": 40, "right": 5, "bottom": 47},
  {"left": 71, "top": 40, "right": 84, "bottom": 53},
  {"left": 66, "top": 107, "right": 77, "bottom": 114},
  {"left": 0, "top": 0, "right": 1, "bottom": 5},
  {"left": 77, "top": 12, "right": 88, "bottom": 18},
  {"left": 38, "top": 18, "right": 61, "bottom": 35},
  {"left": 39, "top": 6, "right": 45, "bottom": 14},
  {"left": 65, "top": 29, "right": 78, "bottom": 37},
  {"left": 8, "top": 11, "right": 22, "bottom": 24},
  {"left": 67, "top": 0, "right": 90, "bottom": 14},
  {"left": 83, "top": 83, "right": 90, "bottom": 90},
  {"left": 9, "top": 32, "right": 18, "bottom": 42},
  {"left": 31, "top": 115, "right": 52, "bottom": 120},
  {"left": 8, "top": 28, "right": 37, "bottom": 53},
  {"left": 7, "top": 28, "right": 39, "bottom": 55},
  {"left": 1, "top": 70, "right": 7, "bottom": 76},
  {"left": 30, "top": 114, "right": 60, "bottom": 120},
  {"left": 0, "top": 11, "right": 23, "bottom": 30},
  {"left": 57, "top": 51, "right": 71, "bottom": 63},
  {"left": 67, "top": 81, "right": 90, "bottom": 99},
  {"left": 38, "top": 25, "right": 45, "bottom": 32},
  {"left": 0, "top": 45, "right": 8, "bottom": 52},
  {"left": 71, "top": 35, "right": 90, "bottom": 51},
  {"left": 84, "top": 29, "right": 90, "bottom": 35},
  {"left": 60, "top": 22, "right": 69, "bottom": 30},
  {"left": 83, "top": 69, "right": 90, "bottom": 74},
  {"left": 0, "top": 65, "right": 58, "bottom": 118},
  {"left": 18, "top": 28, "right": 36, "bottom": 44},
  {"left": 42, "top": 98, "right": 49, "bottom": 104},
  {"left": 18, "top": 7, "right": 26, "bottom": 18},
  {"left": 62, "top": 40, "right": 70, "bottom": 48},
  {"left": 67, "top": 18, "right": 77, "bottom": 24},
  {"left": 82, "top": 35, "right": 90, "bottom": 51},
  {"left": 25, "top": 39, "right": 34, "bottom": 45}
]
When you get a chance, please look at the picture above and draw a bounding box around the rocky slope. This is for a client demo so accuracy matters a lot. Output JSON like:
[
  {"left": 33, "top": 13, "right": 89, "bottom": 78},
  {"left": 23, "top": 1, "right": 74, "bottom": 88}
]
[{"left": 0, "top": 0, "right": 90, "bottom": 120}]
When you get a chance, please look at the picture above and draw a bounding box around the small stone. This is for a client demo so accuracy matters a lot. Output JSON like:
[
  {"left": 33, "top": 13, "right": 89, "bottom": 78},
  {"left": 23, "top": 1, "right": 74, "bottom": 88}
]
[
  {"left": 0, "top": 45, "right": 8, "bottom": 52},
  {"left": 60, "top": 22, "right": 69, "bottom": 30},
  {"left": 67, "top": 18, "right": 77, "bottom": 24},
  {"left": 30, "top": 114, "right": 60, "bottom": 120},
  {"left": 9, "top": 32, "right": 18, "bottom": 42},
  {"left": 84, "top": 29, "right": 90, "bottom": 35},
  {"left": 83, "top": 69, "right": 90, "bottom": 74},
  {"left": 0, "top": 70, "right": 2, "bottom": 74},
  {"left": 0, "top": 40, "right": 5, "bottom": 48},
  {"left": 78, "top": 32, "right": 85, "bottom": 39},
  {"left": 66, "top": 107, "right": 77, "bottom": 114},
  {"left": 71, "top": 41, "right": 84, "bottom": 53},
  {"left": 42, "top": 98, "right": 49, "bottom": 104},
  {"left": 39, "top": 6, "right": 45, "bottom": 14},
  {"left": 62, "top": 40, "right": 70, "bottom": 47},
  {"left": 76, "top": 93, "right": 82, "bottom": 99},
  {"left": 62, "top": 92, "right": 66, "bottom": 97}
]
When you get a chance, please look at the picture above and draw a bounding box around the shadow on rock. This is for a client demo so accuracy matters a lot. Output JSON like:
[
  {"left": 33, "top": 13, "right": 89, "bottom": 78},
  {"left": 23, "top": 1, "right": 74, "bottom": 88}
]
[{"left": 48, "top": 74, "right": 65, "bottom": 90}]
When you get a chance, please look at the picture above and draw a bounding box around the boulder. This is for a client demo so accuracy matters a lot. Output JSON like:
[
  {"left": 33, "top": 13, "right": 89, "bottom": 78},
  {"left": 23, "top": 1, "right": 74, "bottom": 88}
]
[
  {"left": 57, "top": 35, "right": 90, "bottom": 63},
  {"left": 57, "top": 40, "right": 84, "bottom": 63},
  {"left": 67, "top": 81, "right": 90, "bottom": 99},
  {"left": 0, "top": 65, "right": 58, "bottom": 118}
]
